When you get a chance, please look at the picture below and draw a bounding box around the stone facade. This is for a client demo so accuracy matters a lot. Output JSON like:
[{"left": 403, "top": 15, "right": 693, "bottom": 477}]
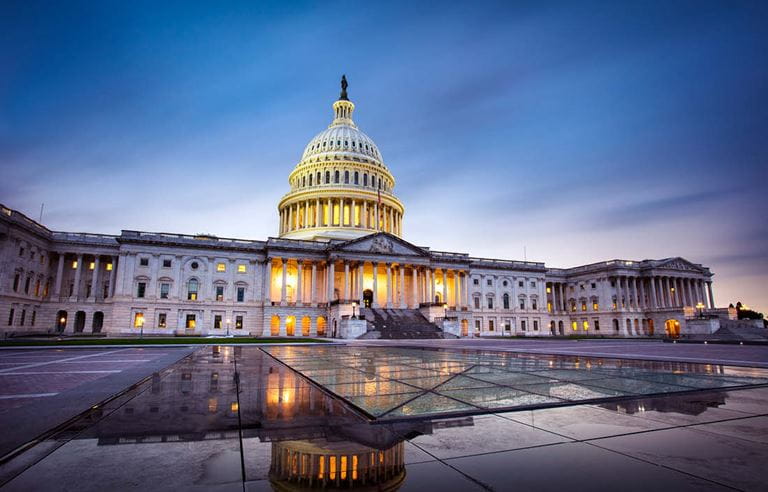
[{"left": 0, "top": 205, "right": 716, "bottom": 339}]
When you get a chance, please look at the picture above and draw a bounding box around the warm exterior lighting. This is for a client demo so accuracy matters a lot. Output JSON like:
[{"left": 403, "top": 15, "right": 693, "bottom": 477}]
[
  {"left": 71, "top": 260, "right": 78, "bottom": 269},
  {"left": 59, "top": 317, "right": 65, "bottom": 324},
  {"left": 217, "top": 263, "right": 226, "bottom": 272},
  {"left": 237, "top": 264, "right": 246, "bottom": 273},
  {"left": 106, "top": 263, "right": 113, "bottom": 271},
  {"left": 89, "top": 262, "right": 95, "bottom": 270},
  {"left": 230, "top": 402, "right": 239, "bottom": 412}
]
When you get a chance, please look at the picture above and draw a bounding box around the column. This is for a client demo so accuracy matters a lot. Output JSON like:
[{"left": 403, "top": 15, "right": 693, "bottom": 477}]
[
  {"left": 108, "top": 255, "right": 117, "bottom": 297},
  {"left": 340, "top": 198, "right": 345, "bottom": 226},
  {"left": 638, "top": 278, "right": 645, "bottom": 309},
  {"left": 287, "top": 206, "right": 293, "bottom": 232},
  {"left": 264, "top": 259, "right": 272, "bottom": 302},
  {"left": 343, "top": 261, "right": 350, "bottom": 300},
  {"left": 280, "top": 259, "right": 287, "bottom": 305},
  {"left": 296, "top": 260, "right": 303, "bottom": 304},
  {"left": 649, "top": 276, "right": 658, "bottom": 308},
  {"left": 706, "top": 281, "right": 715, "bottom": 309},
  {"left": 631, "top": 276, "right": 638, "bottom": 310},
  {"left": 425, "top": 268, "right": 432, "bottom": 303},
  {"left": 72, "top": 253, "right": 83, "bottom": 299},
  {"left": 386, "top": 263, "right": 393, "bottom": 307},
  {"left": 454, "top": 271, "right": 460, "bottom": 308},
  {"left": 309, "top": 261, "right": 317, "bottom": 306},
  {"left": 362, "top": 201, "right": 368, "bottom": 229},
  {"left": 372, "top": 263, "right": 379, "bottom": 307},
  {"left": 441, "top": 270, "right": 448, "bottom": 305},
  {"left": 358, "top": 262, "right": 364, "bottom": 304},
  {"left": 412, "top": 267, "right": 419, "bottom": 307},
  {"left": 388, "top": 208, "right": 394, "bottom": 233},
  {"left": 303, "top": 201, "right": 309, "bottom": 228},
  {"left": 115, "top": 252, "right": 128, "bottom": 297},
  {"left": 327, "top": 261, "right": 335, "bottom": 302},
  {"left": 464, "top": 272, "right": 470, "bottom": 307},
  {"left": 326, "top": 198, "right": 331, "bottom": 226},
  {"left": 400, "top": 265, "right": 406, "bottom": 308},
  {"left": 54, "top": 253, "right": 65, "bottom": 297},
  {"left": 90, "top": 256, "right": 100, "bottom": 300}
]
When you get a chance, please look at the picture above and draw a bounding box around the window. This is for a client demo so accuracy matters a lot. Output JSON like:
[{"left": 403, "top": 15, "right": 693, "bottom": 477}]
[
  {"left": 504, "top": 320, "right": 511, "bottom": 331},
  {"left": 518, "top": 281, "right": 524, "bottom": 288},
  {"left": 216, "top": 263, "right": 226, "bottom": 272},
  {"left": 363, "top": 174, "right": 368, "bottom": 186},
  {"left": 188, "top": 279, "right": 198, "bottom": 300},
  {"left": 487, "top": 297, "right": 494, "bottom": 309},
  {"left": 8, "top": 308, "right": 14, "bottom": 326},
  {"left": 594, "top": 319, "right": 600, "bottom": 331},
  {"left": 591, "top": 282, "right": 596, "bottom": 289},
  {"left": 160, "top": 283, "right": 170, "bottom": 299},
  {"left": 533, "top": 320, "right": 539, "bottom": 331},
  {"left": 334, "top": 170, "right": 340, "bottom": 183},
  {"left": 344, "top": 170, "right": 349, "bottom": 183},
  {"left": 18, "top": 247, "right": 24, "bottom": 257},
  {"left": 521, "top": 320, "right": 527, "bottom": 331},
  {"left": 532, "top": 300, "right": 538, "bottom": 310},
  {"left": 24, "top": 277, "right": 30, "bottom": 294},
  {"left": 572, "top": 321, "right": 578, "bottom": 331},
  {"left": 531, "top": 281, "right": 537, "bottom": 288},
  {"left": 89, "top": 261, "right": 95, "bottom": 270},
  {"left": 354, "top": 171, "right": 359, "bottom": 184},
  {"left": 139, "top": 258, "right": 149, "bottom": 266},
  {"left": 214, "top": 315, "right": 222, "bottom": 329},
  {"left": 325, "top": 171, "right": 330, "bottom": 183},
  {"left": 137, "top": 282, "right": 146, "bottom": 298},
  {"left": 612, "top": 297, "right": 617, "bottom": 309},
  {"left": 237, "top": 264, "right": 247, "bottom": 273},
  {"left": 163, "top": 259, "right": 172, "bottom": 268},
  {"left": 235, "top": 315, "right": 243, "bottom": 329},
  {"left": 519, "top": 299, "right": 525, "bottom": 310},
  {"left": 158, "top": 313, "right": 167, "bottom": 328},
  {"left": 546, "top": 286, "right": 551, "bottom": 293},
  {"left": 581, "top": 301, "right": 587, "bottom": 311},
  {"left": 503, "top": 293, "right": 510, "bottom": 309},
  {"left": 593, "top": 301, "right": 599, "bottom": 311},
  {"left": 31, "top": 311, "right": 35, "bottom": 326},
  {"left": 106, "top": 263, "right": 114, "bottom": 271},
  {"left": 474, "top": 297, "right": 480, "bottom": 309},
  {"left": 186, "top": 314, "right": 196, "bottom": 329},
  {"left": 86, "top": 283, "right": 91, "bottom": 298},
  {"left": 582, "top": 320, "right": 589, "bottom": 331},
  {"left": 487, "top": 279, "right": 492, "bottom": 286},
  {"left": 473, "top": 278, "right": 479, "bottom": 286},
  {"left": 216, "top": 285, "right": 224, "bottom": 301},
  {"left": 502, "top": 280, "right": 508, "bottom": 287},
  {"left": 134, "top": 312, "right": 145, "bottom": 328},
  {"left": 237, "top": 287, "right": 245, "bottom": 302},
  {"left": 12, "top": 273, "right": 19, "bottom": 291},
  {"left": 488, "top": 320, "right": 495, "bottom": 331},
  {"left": 191, "top": 261, "right": 199, "bottom": 270},
  {"left": 474, "top": 320, "right": 481, "bottom": 332},
  {"left": 72, "top": 260, "right": 78, "bottom": 269}
]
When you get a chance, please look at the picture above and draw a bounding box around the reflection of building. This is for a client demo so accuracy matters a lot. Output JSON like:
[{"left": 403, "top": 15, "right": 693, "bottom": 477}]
[
  {"left": 601, "top": 392, "right": 727, "bottom": 416},
  {"left": 0, "top": 78, "right": 720, "bottom": 339}
]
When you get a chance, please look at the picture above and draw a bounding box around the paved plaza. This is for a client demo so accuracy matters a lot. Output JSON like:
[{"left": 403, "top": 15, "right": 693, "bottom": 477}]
[{"left": 0, "top": 341, "right": 766, "bottom": 491}]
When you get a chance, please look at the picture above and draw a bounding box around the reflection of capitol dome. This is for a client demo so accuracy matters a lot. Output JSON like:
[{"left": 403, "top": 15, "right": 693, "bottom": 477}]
[
  {"left": 269, "top": 438, "right": 406, "bottom": 490},
  {"left": 278, "top": 76, "right": 405, "bottom": 241}
]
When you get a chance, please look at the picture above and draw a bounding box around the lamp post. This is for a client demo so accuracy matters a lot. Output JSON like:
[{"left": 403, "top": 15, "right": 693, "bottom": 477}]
[
  {"left": 696, "top": 302, "right": 705, "bottom": 319},
  {"left": 59, "top": 316, "right": 66, "bottom": 335},
  {"left": 352, "top": 302, "right": 357, "bottom": 319},
  {"left": 226, "top": 318, "right": 231, "bottom": 337}
]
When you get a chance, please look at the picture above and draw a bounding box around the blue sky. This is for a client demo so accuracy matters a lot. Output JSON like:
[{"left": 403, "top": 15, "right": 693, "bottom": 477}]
[{"left": 1, "top": 1, "right": 766, "bottom": 312}]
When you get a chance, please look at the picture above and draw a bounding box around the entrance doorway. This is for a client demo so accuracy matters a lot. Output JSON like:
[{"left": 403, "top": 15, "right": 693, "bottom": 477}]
[
  {"left": 665, "top": 319, "right": 681, "bottom": 339},
  {"left": 363, "top": 289, "right": 373, "bottom": 308},
  {"left": 461, "top": 319, "right": 469, "bottom": 337},
  {"left": 56, "top": 310, "right": 67, "bottom": 333}
]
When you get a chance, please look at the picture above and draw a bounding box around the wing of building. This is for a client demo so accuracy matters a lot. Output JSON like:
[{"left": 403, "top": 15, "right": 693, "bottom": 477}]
[{"left": 0, "top": 79, "right": 725, "bottom": 339}]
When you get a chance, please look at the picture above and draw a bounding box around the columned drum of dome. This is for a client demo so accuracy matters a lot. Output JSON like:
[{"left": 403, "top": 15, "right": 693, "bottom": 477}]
[{"left": 278, "top": 77, "right": 405, "bottom": 241}]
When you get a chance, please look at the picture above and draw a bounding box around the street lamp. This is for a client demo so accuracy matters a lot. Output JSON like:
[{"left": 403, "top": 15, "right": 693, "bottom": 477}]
[
  {"left": 226, "top": 318, "right": 231, "bottom": 337},
  {"left": 696, "top": 302, "right": 705, "bottom": 318},
  {"left": 351, "top": 302, "right": 357, "bottom": 319}
]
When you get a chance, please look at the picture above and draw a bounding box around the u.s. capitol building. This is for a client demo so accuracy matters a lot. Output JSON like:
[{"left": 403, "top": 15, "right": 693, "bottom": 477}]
[{"left": 1, "top": 79, "right": 721, "bottom": 339}]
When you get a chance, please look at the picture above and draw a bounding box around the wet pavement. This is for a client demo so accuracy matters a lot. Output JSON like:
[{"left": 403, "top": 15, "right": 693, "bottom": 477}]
[{"left": 1, "top": 345, "right": 767, "bottom": 491}]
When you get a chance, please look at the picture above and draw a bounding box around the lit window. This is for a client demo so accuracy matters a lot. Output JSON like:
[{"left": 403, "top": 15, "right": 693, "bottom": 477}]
[
  {"left": 186, "top": 314, "right": 196, "bottom": 329},
  {"left": 583, "top": 320, "right": 589, "bottom": 331},
  {"left": 217, "top": 263, "right": 226, "bottom": 272},
  {"left": 572, "top": 321, "right": 578, "bottom": 331},
  {"left": 235, "top": 316, "right": 243, "bottom": 329},
  {"left": 593, "top": 302, "right": 599, "bottom": 311},
  {"left": 134, "top": 312, "right": 145, "bottom": 328},
  {"left": 188, "top": 279, "right": 198, "bottom": 300},
  {"left": 581, "top": 301, "right": 587, "bottom": 311},
  {"left": 237, "top": 265, "right": 247, "bottom": 273},
  {"left": 546, "top": 286, "right": 551, "bottom": 294},
  {"left": 158, "top": 313, "right": 167, "bottom": 328},
  {"left": 214, "top": 315, "right": 222, "bottom": 329},
  {"left": 89, "top": 262, "right": 95, "bottom": 270},
  {"left": 72, "top": 260, "right": 78, "bottom": 269},
  {"left": 106, "top": 263, "right": 113, "bottom": 271}
]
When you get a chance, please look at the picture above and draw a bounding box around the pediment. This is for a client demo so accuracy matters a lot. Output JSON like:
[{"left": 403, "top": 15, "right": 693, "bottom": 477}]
[
  {"left": 656, "top": 257, "right": 703, "bottom": 273},
  {"left": 334, "top": 233, "right": 429, "bottom": 257}
]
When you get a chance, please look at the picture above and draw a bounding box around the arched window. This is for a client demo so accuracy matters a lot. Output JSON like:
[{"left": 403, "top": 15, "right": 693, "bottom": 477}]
[
  {"left": 308, "top": 174, "right": 313, "bottom": 186},
  {"left": 363, "top": 173, "right": 368, "bottom": 186},
  {"left": 372, "top": 176, "right": 377, "bottom": 188},
  {"left": 325, "top": 171, "right": 330, "bottom": 183},
  {"left": 187, "top": 279, "right": 198, "bottom": 300},
  {"left": 344, "top": 170, "right": 349, "bottom": 183},
  {"left": 354, "top": 171, "right": 359, "bottom": 184},
  {"left": 503, "top": 293, "right": 510, "bottom": 310},
  {"left": 317, "top": 171, "right": 321, "bottom": 184},
  {"left": 302, "top": 176, "right": 306, "bottom": 187},
  {"left": 334, "top": 170, "right": 340, "bottom": 183}
]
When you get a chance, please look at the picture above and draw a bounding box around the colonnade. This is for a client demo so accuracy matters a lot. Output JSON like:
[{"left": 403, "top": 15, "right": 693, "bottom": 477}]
[
  {"left": 264, "top": 258, "right": 469, "bottom": 308},
  {"left": 548, "top": 276, "right": 714, "bottom": 313},
  {"left": 52, "top": 252, "right": 118, "bottom": 301},
  {"left": 279, "top": 198, "right": 402, "bottom": 236}
]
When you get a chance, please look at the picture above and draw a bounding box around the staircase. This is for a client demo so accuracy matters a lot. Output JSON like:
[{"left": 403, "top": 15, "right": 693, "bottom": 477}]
[{"left": 359, "top": 308, "right": 444, "bottom": 339}]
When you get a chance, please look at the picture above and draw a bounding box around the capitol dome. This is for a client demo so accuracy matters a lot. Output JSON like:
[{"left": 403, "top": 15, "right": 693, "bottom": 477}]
[{"left": 278, "top": 76, "right": 404, "bottom": 241}]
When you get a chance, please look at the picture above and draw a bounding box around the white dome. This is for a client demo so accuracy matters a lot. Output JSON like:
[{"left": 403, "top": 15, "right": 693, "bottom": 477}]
[{"left": 301, "top": 125, "right": 384, "bottom": 167}]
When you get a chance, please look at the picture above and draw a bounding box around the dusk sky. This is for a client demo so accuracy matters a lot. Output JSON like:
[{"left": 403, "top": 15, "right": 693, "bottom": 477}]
[{"left": 1, "top": 1, "right": 766, "bottom": 312}]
